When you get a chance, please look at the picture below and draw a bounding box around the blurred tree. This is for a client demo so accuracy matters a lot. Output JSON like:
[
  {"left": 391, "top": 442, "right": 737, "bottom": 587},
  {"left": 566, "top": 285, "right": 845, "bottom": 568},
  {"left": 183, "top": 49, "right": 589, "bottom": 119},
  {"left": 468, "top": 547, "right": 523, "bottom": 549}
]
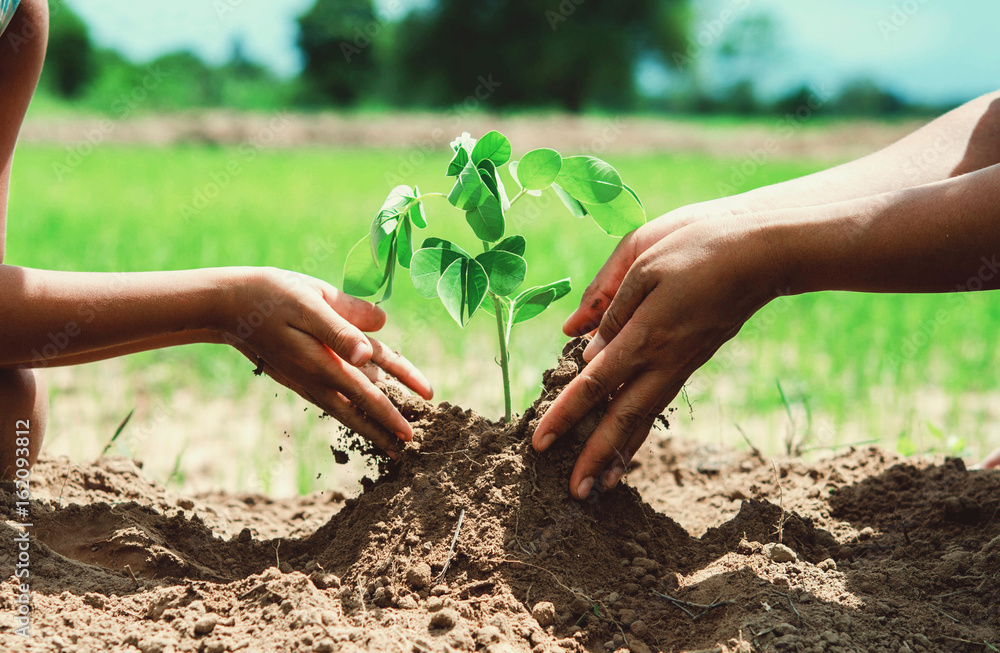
[
  {"left": 297, "top": 0, "right": 379, "bottom": 106},
  {"left": 834, "top": 78, "right": 904, "bottom": 116},
  {"left": 44, "top": 2, "right": 96, "bottom": 98},
  {"left": 391, "top": 0, "right": 691, "bottom": 112}
]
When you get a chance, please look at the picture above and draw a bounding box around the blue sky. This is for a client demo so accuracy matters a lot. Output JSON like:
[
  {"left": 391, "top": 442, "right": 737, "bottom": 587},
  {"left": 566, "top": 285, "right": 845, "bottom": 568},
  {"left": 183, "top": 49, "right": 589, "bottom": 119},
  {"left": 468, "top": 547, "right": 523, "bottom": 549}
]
[{"left": 66, "top": 0, "right": 999, "bottom": 105}]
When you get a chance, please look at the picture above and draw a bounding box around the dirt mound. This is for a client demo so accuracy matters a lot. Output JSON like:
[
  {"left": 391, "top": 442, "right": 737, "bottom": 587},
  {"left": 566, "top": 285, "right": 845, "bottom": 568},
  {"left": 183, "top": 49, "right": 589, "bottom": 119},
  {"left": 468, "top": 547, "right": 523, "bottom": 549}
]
[{"left": 2, "top": 338, "right": 999, "bottom": 652}]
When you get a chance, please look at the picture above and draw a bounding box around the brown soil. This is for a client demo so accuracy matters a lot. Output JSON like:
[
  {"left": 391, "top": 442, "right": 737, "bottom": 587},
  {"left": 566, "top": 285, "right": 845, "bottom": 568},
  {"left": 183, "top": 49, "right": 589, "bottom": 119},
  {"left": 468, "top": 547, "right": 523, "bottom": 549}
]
[{"left": 2, "top": 339, "right": 999, "bottom": 652}]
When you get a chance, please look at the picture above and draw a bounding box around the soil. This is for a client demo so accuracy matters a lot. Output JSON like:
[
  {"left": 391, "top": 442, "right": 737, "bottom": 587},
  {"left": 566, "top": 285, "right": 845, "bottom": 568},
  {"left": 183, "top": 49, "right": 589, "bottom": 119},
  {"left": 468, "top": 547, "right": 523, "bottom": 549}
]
[{"left": 2, "top": 338, "right": 999, "bottom": 652}]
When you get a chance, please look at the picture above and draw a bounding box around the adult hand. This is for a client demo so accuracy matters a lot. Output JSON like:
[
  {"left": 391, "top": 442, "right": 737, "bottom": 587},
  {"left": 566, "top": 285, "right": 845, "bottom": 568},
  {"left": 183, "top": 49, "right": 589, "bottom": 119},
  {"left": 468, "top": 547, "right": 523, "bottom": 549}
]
[
  {"left": 223, "top": 267, "right": 433, "bottom": 457},
  {"left": 533, "top": 214, "right": 781, "bottom": 498}
]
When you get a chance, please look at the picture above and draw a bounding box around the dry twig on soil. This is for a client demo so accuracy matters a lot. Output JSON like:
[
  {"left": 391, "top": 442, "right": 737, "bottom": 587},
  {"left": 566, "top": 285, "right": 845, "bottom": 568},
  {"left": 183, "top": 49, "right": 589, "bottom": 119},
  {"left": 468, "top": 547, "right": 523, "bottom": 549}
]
[
  {"left": 436, "top": 508, "right": 465, "bottom": 582},
  {"left": 652, "top": 591, "right": 733, "bottom": 620},
  {"left": 771, "top": 460, "right": 786, "bottom": 544}
]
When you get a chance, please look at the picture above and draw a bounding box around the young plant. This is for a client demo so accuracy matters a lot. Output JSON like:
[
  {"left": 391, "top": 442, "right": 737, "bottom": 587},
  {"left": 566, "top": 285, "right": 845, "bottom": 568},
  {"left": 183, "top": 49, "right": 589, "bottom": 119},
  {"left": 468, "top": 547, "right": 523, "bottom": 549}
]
[{"left": 343, "top": 131, "right": 646, "bottom": 421}]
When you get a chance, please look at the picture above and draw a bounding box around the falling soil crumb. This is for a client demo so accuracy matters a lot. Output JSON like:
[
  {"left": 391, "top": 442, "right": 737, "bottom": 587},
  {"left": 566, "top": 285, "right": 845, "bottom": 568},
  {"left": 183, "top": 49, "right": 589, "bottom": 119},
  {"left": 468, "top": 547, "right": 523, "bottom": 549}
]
[{"left": 2, "top": 338, "right": 999, "bottom": 652}]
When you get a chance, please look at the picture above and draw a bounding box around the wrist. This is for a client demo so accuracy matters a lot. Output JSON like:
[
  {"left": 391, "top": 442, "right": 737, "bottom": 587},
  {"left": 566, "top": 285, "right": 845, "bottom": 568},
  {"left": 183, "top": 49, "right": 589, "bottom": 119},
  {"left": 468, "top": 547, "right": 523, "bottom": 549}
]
[
  {"left": 748, "top": 200, "right": 870, "bottom": 296},
  {"left": 205, "top": 266, "right": 259, "bottom": 336}
]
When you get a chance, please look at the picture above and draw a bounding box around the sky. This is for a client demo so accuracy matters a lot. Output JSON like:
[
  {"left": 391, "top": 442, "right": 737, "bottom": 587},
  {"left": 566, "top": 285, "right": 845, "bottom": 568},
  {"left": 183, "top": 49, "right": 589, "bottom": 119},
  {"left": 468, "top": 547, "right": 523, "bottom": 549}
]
[{"left": 65, "top": 0, "right": 1000, "bottom": 105}]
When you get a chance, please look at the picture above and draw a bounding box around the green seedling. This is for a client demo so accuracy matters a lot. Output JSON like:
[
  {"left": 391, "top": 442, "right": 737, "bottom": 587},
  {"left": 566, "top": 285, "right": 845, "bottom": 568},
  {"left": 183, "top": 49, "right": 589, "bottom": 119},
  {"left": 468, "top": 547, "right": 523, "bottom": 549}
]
[{"left": 343, "top": 131, "right": 646, "bottom": 420}]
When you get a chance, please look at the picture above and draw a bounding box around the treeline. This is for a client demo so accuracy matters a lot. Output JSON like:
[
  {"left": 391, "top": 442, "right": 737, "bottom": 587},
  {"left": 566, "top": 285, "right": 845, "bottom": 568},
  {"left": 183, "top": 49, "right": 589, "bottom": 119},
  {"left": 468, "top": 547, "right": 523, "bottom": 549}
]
[{"left": 38, "top": 0, "right": 946, "bottom": 117}]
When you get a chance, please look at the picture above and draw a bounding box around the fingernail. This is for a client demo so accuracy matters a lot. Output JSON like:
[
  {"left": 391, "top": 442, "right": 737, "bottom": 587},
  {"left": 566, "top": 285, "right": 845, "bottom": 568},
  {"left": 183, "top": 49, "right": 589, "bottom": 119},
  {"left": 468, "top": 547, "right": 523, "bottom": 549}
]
[
  {"left": 577, "top": 477, "right": 595, "bottom": 499},
  {"left": 582, "top": 333, "right": 607, "bottom": 362},
  {"left": 350, "top": 341, "right": 371, "bottom": 366},
  {"left": 535, "top": 431, "right": 557, "bottom": 451},
  {"left": 604, "top": 464, "right": 625, "bottom": 490}
]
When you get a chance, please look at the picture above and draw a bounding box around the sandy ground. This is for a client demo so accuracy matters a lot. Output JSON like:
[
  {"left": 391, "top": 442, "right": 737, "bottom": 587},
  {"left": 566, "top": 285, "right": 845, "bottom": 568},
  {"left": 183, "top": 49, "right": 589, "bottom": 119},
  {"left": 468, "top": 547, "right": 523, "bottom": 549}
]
[{"left": 1, "top": 340, "right": 998, "bottom": 652}]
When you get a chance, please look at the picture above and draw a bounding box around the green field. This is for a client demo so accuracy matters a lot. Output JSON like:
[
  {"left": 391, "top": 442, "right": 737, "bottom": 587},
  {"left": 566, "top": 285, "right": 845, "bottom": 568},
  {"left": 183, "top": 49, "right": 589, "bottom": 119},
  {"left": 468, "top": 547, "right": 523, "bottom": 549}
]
[{"left": 8, "top": 144, "right": 1000, "bottom": 492}]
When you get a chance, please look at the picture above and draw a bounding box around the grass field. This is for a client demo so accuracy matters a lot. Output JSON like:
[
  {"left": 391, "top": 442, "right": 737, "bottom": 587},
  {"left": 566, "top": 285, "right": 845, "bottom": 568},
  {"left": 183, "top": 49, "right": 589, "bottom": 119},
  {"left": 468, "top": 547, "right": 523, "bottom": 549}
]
[{"left": 8, "top": 143, "right": 1000, "bottom": 494}]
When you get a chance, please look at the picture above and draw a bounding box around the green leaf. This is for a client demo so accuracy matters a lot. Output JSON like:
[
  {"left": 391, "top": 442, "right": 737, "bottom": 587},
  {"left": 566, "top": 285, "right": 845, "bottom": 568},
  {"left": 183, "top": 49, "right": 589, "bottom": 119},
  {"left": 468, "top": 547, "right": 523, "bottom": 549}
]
[
  {"left": 437, "top": 257, "right": 489, "bottom": 327},
  {"left": 421, "top": 237, "right": 471, "bottom": 258},
  {"left": 623, "top": 183, "right": 642, "bottom": 208},
  {"left": 477, "top": 159, "right": 511, "bottom": 211},
  {"left": 343, "top": 235, "right": 391, "bottom": 297},
  {"left": 580, "top": 185, "right": 647, "bottom": 237},
  {"left": 448, "top": 157, "right": 488, "bottom": 210},
  {"left": 369, "top": 185, "right": 416, "bottom": 260},
  {"left": 477, "top": 159, "right": 501, "bottom": 200},
  {"left": 396, "top": 215, "right": 414, "bottom": 269},
  {"left": 447, "top": 132, "right": 477, "bottom": 176},
  {"left": 470, "top": 130, "right": 511, "bottom": 167},
  {"left": 411, "top": 185, "right": 428, "bottom": 228},
  {"left": 493, "top": 235, "right": 526, "bottom": 257},
  {"left": 515, "top": 148, "right": 562, "bottom": 190},
  {"left": 552, "top": 182, "right": 589, "bottom": 219},
  {"left": 465, "top": 193, "right": 505, "bottom": 242},
  {"left": 475, "top": 250, "right": 527, "bottom": 297},
  {"left": 512, "top": 279, "right": 572, "bottom": 324},
  {"left": 555, "top": 156, "right": 623, "bottom": 204},
  {"left": 380, "top": 241, "right": 397, "bottom": 303},
  {"left": 410, "top": 246, "right": 468, "bottom": 299},
  {"left": 447, "top": 147, "right": 469, "bottom": 177}
]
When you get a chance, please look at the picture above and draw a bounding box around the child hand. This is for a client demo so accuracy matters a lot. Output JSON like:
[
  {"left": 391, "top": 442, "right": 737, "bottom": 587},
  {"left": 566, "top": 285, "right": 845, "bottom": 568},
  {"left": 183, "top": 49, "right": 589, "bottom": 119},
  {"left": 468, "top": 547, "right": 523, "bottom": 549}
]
[{"left": 222, "top": 267, "right": 432, "bottom": 457}]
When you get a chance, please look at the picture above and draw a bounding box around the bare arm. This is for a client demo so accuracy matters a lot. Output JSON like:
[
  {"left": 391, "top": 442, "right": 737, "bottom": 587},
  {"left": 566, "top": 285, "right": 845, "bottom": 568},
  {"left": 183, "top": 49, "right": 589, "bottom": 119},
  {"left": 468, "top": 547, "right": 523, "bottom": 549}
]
[
  {"left": 565, "top": 91, "right": 1000, "bottom": 337},
  {"left": 541, "top": 164, "right": 1000, "bottom": 498},
  {"left": 0, "top": 265, "right": 434, "bottom": 454},
  {"left": 679, "top": 90, "right": 1000, "bottom": 220}
]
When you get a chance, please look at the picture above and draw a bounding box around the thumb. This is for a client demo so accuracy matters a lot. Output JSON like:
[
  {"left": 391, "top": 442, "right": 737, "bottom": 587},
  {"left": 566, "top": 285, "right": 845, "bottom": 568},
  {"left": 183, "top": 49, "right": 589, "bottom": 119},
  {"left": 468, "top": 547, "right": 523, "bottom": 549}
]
[
  {"left": 582, "top": 261, "right": 653, "bottom": 362},
  {"left": 563, "top": 232, "right": 639, "bottom": 337}
]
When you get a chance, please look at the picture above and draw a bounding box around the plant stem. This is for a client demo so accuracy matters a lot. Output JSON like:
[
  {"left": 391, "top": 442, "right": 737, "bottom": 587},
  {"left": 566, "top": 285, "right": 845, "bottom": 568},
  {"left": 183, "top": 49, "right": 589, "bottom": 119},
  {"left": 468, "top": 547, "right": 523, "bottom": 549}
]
[
  {"left": 509, "top": 188, "right": 527, "bottom": 205},
  {"left": 491, "top": 294, "right": 513, "bottom": 422},
  {"left": 483, "top": 240, "right": 513, "bottom": 422},
  {"left": 490, "top": 293, "right": 511, "bottom": 424}
]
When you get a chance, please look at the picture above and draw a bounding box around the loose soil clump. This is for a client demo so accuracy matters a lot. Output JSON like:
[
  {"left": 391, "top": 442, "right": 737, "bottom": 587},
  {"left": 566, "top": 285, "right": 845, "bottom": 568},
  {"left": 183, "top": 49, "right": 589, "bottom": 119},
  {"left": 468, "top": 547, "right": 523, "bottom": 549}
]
[{"left": 2, "top": 338, "right": 999, "bottom": 652}]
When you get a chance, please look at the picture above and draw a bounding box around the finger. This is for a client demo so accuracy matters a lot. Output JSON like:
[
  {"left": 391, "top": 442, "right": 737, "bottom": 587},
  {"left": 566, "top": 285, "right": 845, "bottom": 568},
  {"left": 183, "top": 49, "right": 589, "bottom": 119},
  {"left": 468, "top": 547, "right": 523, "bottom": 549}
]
[
  {"left": 317, "top": 281, "right": 388, "bottom": 332},
  {"left": 972, "top": 446, "right": 1000, "bottom": 470},
  {"left": 601, "top": 380, "right": 684, "bottom": 491},
  {"left": 532, "top": 330, "right": 642, "bottom": 453},
  {"left": 582, "top": 261, "right": 655, "bottom": 363},
  {"left": 563, "top": 232, "right": 639, "bottom": 337},
  {"left": 601, "top": 412, "right": 658, "bottom": 491},
  {"left": 313, "top": 387, "right": 404, "bottom": 459},
  {"left": 323, "top": 355, "right": 415, "bottom": 440},
  {"left": 569, "top": 373, "right": 670, "bottom": 499},
  {"left": 298, "top": 296, "right": 376, "bottom": 367},
  {"left": 369, "top": 337, "right": 434, "bottom": 400}
]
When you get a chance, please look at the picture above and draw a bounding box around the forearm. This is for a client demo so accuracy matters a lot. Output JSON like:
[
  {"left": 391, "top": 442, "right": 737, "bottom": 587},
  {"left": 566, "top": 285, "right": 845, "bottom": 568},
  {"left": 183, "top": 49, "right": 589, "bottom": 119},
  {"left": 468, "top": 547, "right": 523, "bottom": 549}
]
[
  {"left": 703, "top": 90, "right": 1000, "bottom": 217},
  {"left": 28, "top": 330, "right": 224, "bottom": 368},
  {"left": 757, "top": 163, "right": 1000, "bottom": 295},
  {"left": 0, "top": 266, "right": 240, "bottom": 368}
]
